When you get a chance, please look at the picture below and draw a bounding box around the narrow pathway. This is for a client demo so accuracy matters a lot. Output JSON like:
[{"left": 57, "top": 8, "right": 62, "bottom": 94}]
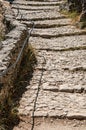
[{"left": 12, "top": 0, "right": 86, "bottom": 130}]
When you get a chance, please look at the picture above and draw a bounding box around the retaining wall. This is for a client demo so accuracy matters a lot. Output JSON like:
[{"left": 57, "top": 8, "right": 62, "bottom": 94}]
[{"left": 0, "top": 1, "right": 28, "bottom": 99}]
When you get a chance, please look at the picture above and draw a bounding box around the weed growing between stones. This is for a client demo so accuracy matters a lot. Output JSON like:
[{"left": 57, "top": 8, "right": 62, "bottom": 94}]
[
  {"left": 61, "top": 10, "right": 80, "bottom": 23},
  {"left": 60, "top": 7, "right": 86, "bottom": 29},
  {"left": 0, "top": 44, "right": 37, "bottom": 130}
]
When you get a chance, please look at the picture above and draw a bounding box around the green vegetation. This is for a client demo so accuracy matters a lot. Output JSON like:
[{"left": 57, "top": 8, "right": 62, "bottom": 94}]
[
  {"left": 61, "top": 10, "right": 80, "bottom": 20},
  {"left": 61, "top": 10, "right": 86, "bottom": 29},
  {"left": 61, "top": 1, "right": 86, "bottom": 29}
]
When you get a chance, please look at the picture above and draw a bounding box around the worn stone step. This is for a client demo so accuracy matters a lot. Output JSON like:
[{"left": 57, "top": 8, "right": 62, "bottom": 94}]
[
  {"left": 22, "top": 18, "right": 71, "bottom": 28},
  {"left": 13, "top": 0, "right": 63, "bottom": 6},
  {"left": 18, "top": 88, "right": 86, "bottom": 119},
  {"left": 31, "top": 26, "right": 86, "bottom": 38},
  {"left": 36, "top": 50, "right": 86, "bottom": 70},
  {"left": 35, "top": 91, "right": 86, "bottom": 119},
  {"left": 12, "top": 5, "right": 59, "bottom": 11},
  {"left": 28, "top": 67, "right": 86, "bottom": 93},
  {"left": 30, "top": 35, "right": 86, "bottom": 50},
  {"left": 15, "top": 10, "right": 65, "bottom": 21},
  {"left": 27, "top": 49, "right": 86, "bottom": 93}
]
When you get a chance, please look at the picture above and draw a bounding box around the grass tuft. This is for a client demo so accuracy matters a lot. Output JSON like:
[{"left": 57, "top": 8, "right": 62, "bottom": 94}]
[{"left": 61, "top": 10, "right": 80, "bottom": 21}]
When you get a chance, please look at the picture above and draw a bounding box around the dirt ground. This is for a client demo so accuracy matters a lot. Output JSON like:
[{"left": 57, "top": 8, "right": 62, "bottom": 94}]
[
  {"left": 14, "top": 117, "right": 86, "bottom": 130},
  {"left": 34, "top": 119, "right": 86, "bottom": 130}
]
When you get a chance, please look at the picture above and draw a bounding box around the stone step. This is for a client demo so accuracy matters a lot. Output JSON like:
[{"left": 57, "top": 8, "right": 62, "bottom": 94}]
[
  {"left": 13, "top": 0, "right": 63, "bottom": 6},
  {"left": 18, "top": 88, "right": 86, "bottom": 119},
  {"left": 35, "top": 91, "right": 86, "bottom": 119},
  {"left": 30, "top": 35, "right": 86, "bottom": 50},
  {"left": 12, "top": 5, "right": 59, "bottom": 11},
  {"left": 15, "top": 10, "right": 65, "bottom": 21},
  {"left": 31, "top": 26, "right": 86, "bottom": 38},
  {"left": 29, "top": 49, "right": 86, "bottom": 93},
  {"left": 21, "top": 18, "right": 71, "bottom": 28},
  {"left": 36, "top": 50, "right": 86, "bottom": 70},
  {"left": 29, "top": 67, "right": 86, "bottom": 93}
]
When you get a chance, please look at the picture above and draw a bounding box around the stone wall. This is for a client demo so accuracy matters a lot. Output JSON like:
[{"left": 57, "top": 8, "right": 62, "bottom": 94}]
[
  {"left": 0, "top": 1, "right": 28, "bottom": 101},
  {"left": 0, "top": 0, "right": 6, "bottom": 42}
]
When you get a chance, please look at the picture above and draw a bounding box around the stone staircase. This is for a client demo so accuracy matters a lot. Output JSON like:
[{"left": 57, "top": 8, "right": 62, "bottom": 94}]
[{"left": 12, "top": 0, "right": 86, "bottom": 130}]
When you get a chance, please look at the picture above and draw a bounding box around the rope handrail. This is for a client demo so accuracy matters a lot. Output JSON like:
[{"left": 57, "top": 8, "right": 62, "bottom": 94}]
[{"left": 0, "top": 4, "right": 35, "bottom": 78}]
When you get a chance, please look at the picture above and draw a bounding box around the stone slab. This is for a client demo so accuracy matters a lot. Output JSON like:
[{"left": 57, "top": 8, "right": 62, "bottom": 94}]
[
  {"left": 22, "top": 18, "right": 71, "bottom": 28},
  {"left": 31, "top": 26, "right": 86, "bottom": 38},
  {"left": 36, "top": 50, "right": 86, "bottom": 70},
  {"left": 18, "top": 90, "right": 86, "bottom": 119},
  {"left": 35, "top": 91, "right": 86, "bottom": 119},
  {"left": 29, "top": 68, "right": 86, "bottom": 93},
  {"left": 12, "top": 5, "right": 59, "bottom": 11},
  {"left": 16, "top": 10, "right": 65, "bottom": 21},
  {"left": 30, "top": 35, "right": 86, "bottom": 50},
  {"left": 13, "top": 0, "right": 63, "bottom": 6}
]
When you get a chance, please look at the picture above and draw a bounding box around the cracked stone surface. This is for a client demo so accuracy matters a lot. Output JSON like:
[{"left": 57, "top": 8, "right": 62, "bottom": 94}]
[
  {"left": 22, "top": 18, "right": 71, "bottom": 28},
  {"left": 36, "top": 50, "right": 86, "bottom": 70},
  {"left": 16, "top": 10, "right": 65, "bottom": 21},
  {"left": 18, "top": 89, "right": 86, "bottom": 118},
  {"left": 12, "top": 0, "right": 86, "bottom": 129},
  {"left": 12, "top": 5, "right": 59, "bottom": 11},
  {"left": 13, "top": 0, "right": 63, "bottom": 6},
  {"left": 31, "top": 26, "right": 86, "bottom": 38},
  {"left": 30, "top": 35, "right": 86, "bottom": 50}
]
